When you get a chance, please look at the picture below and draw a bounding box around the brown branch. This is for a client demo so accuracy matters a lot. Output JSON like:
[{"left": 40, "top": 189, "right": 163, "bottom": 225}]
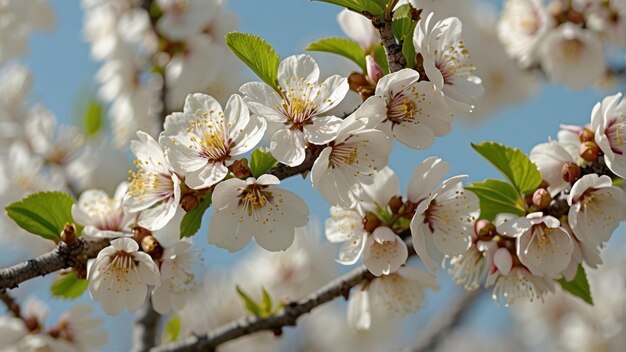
[
  {"left": 151, "top": 265, "right": 374, "bottom": 352},
  {"left": 132, "top": 297, "right": 161, "bottom": 352},
  {"left": 406, "top": 290, "right": 482, "bottom": 352},
  {"left": 373, "top": 19, "right": 406, "bottom": 73},
  {"left": 0, "top": 238, "right": 109, "bottom": 291},
  {"left": 268, "top": 145, "right": 323, "bottom": 180},
  {"left": 0, "top": 289, "right": 21, "bottom": 317}
]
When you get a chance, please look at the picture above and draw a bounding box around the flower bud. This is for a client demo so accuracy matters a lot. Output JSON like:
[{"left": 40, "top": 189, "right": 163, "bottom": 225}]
[
  {"left": 181, "top": 194, "right": 199, "bottom": 212},
  {"left": 141, "top": 235, "right": 163, "bottom": 259},
  {"left": 366, "top": 55, "right": 383, "bottom": 84},
  {"left": 133, "top": 226, "right": 151, "bottom": 244},
  {"left": 348, "top": 72, "right": 369, "bottom": 92},
  {"left": 60, "top": 223, "right": 77, "bottom": 245},
  {"left": 388, "top": 196, "right": 403, "bottom": 214},
  {"left": 474, "top": 219, "right": 495, "bottom": 238},
  {"left": 230, "top": 159, "right": 251, "bottom": 179},
  {"left": 532, "top": 188, "right": 551, "bottom": 209},
  {"left": 580, "top": 141, "right": 600, "bottom": 162},
  {"left": 578, "top": 128, "right": 595, "bottom": 143},
  {"left": 363, "top": 212, "right": 382, "bottom": 233},
  {"left": 562, "top": 162, "right": 580, "bottom": 183}
]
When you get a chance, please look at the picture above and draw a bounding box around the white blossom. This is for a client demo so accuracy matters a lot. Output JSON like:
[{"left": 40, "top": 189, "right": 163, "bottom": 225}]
[
  {"left": 530, "top": 140, "right": 577, "bottom": 195},
  {"left": 72, "top": 182, "right": 134, "bottom": 238},
  {"left": 162, "top": 93, "right": 265, "bottom": 189},
  {"left": 88, "top": 238, "right": 160, "bottom": 315},
  {"left": 55, "top": 304, "right": 108, "bottom": 351},
  {"left": 490, "top": 266, "right": 555, "bottom": 306},
  {"left": 325, "top": 206, "right": 367, "bottom": 265},
  {"left": 337, "top": 9, "right": 379, "bottom": 51},
  {"left": 208, "top": 175, "right": 309, "bottom": 252},
  {"left": 591, "top": 92, "right": 626, "bottom": 178},
  {"left": 240, "top": 54, "right": 349, "bottom": 166}
]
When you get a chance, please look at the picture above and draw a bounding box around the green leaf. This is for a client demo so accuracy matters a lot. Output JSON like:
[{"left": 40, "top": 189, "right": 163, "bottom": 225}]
[
  {"left": 373, "top": 44, "right": 389, "bottom": 75},
  {"left": 260, "top": 287, "right": 273, "bottom": 315},
  {"left": 5, "top": 192, "right": 75, "bottom": 242},
  {"left": 392, "top": 4, "right": 414, "bottom": 40},
  {"left": 558, "top": 265, "right": 593, "bottom": 305},
  {"left": 83, "top": 100, "right": 103, "bottom": 137},
  {"left": 180, "top": 195, "right": 212, "bottom": 238},
  {"left": 249, "top": 148, "right": 278, "bottom": 178},
  {"left": 50, "top": 271, "right": 88, "bottom": 299},
  {"left": 311, "top": 0, "right": 385, "bottom": 16},
  {"left": 226, "top": 32, "right": 280, "bottom": 92},
  {"left": 465, "top": 179, "right": 526, "bottom": 221},
  {"left": 471, "top": 142, "right": 542, "bottom": 194},
  {"left": 305, "top": 37, "right": 366, "bottom": 71},
  {"left": 236, "top": 285, "right": 261, "bottom": 316},
  {"left": 163, "top": 316, "right": 181, "bottom": 343}
]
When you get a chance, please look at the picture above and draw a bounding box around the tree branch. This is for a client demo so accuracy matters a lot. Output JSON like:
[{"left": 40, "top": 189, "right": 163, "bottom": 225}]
[
  {"left": 406, "top": 290, "right": 482, "bottom": 352},
  {"left": 268, "top": 146, "right": 323, "bottom": 180},
  {"left": 373, "top": 19, "right": 406, "bottom": 73},
  {"left": 132, "top": 297, "right": 161, "bottom": 352},
  {"left": 151, "top": 266, "right": 374, "bottom": 352},
  {"left": 0, "top": 238, "right": 109, "bottom": 291}
]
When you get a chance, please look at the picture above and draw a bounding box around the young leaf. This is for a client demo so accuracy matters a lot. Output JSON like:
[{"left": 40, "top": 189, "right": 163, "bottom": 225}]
[
  {"left": 50, "top": 271, "right": 88, "bottom": 299},
  {"left": 260, "top": 287, "right": 273, "bottom": 315},
  {"left": 305, "top": 37, "right": 366, "bottom": 71},
  {"left": 249, "top": 148, "right": 278, "bottom": 178},
  {"left": 180, "top": 195, "right": 212, "bottom": 238},
  {"left": 558, "top": 265, "right": 593, "bottom": 305},
  {"left": 465, "top": 179, "right": 526, "bottom": 221},
  {"left": 163, "top": 316, "right": 182, "bottom": 343},
  {"left": 83, "top": 100, "right": 103, "bottom": 137},
  {"left": 225, "top": 32, "right": 280, "bottom": 92},
  {"left": 311, "top": 0, "right": 385, "bottom": 16},
  {"left": 471, "top": 142, "right": 542, "bottom": 194},
  {"left": 373, "top": 44, "right": 389, "bottom": 74},
  {"left": 392, "top": 4, "right": 414, "bottom": 40},
  {"left": 236, "top": 285, "right": 261, "bottom": 316},
  {"left": 5, "top": 191, "right": 75, "bottom": 242}
]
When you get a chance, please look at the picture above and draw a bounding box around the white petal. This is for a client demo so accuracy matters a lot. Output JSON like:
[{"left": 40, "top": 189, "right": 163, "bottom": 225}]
[
  {"left": 270, "top": 128, "right": 306, "bottom": 167},
  {"left": 363, "top": 234, "right": 408, "bottom": 276}
]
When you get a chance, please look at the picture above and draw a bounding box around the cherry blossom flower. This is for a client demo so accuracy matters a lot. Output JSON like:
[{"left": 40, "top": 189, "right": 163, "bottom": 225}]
[
  {"left": 311, "top": 96, "right": 392, "bottom": 208},
  {"left": 497, "top": 0, "right": 552, "bottom": 67},
  {"left": 539, "top": 24, "right": 605, "bottom": 90},
  {"left": 347, "top": 266, "right": 438, "bottom": 330},
  {"left": 162, "top": 93, "right": 266, "bottom": 189},
  {"left": 88, "top": 238, "right": 160, "bottom": 315},
  {"left": 123, "top": 131, "right": 181, "bottom": 231},
  {"left": 240, "top": 54, "right": 349, "bottom": 166},
  {"left": 497, "top": 212, "right": 574, "bottom": 278},
  {"left": 449, "top": 244, "right": 489, "bottom": 291},
  {"left": 591, "top": 92, "right": 626, "bottom": 178},
  {"left": 568, "top": 174, "right": 626, "bottom": 245},
  {"left": 413, "top": 12, "right": 484, "bottom": 112},
  {"left": 337, "top": 9, "right": 379, "bottom": 52},
  {"left": 325, "top": 206, "right": 367, "bottom": 265},
  {"left": 208, "top": 174, "right": 309, "bottom": 252},
  {"left": 54, "top": 304, "right": 108, "bottom": 351},
  {"left": 490, "top": 266, "right": 555, "bottom": 306},
  {"left": 374, "top": 69, "right": 453, "bottom": 149},
  {"left": 363, "top": 226, "right": 408, "bottom": 276},
  {"left": 72, "top": 182, "right": 134, "bottom": 238},
  {"left": 409, "top": 157, "right": 479, "bottom": 274},
  {"left": 152, "top": 241, "right": 203, "bottom": 314}
]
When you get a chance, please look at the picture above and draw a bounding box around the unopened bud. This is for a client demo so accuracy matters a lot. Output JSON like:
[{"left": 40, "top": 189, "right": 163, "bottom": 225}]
[
  {"left": 133, "top": 226, "right": 151, "bottom": 244},
  {"left": 562, "top": 162, "right": 581, "bottom": 183},
  {"left": 60, "top": 223, "right": 77, "bottom": 245},
  {"left": 181, "top": 194, "right": 199, "bottom": 212},
  {"left": 580, "top": 141, "right": 600, "bottom": 162},
  {"left": 230, "top": 159, "right": 251, "bottom": 179},
  {"left": 348, "top": 72, "right": 369, "bottom": 92},
  {"left": 363, "top": 212, "right": 382, "bottom": 233},
  {"left": 532, "top": 188, "right": 551, "bottom": 209},
  {"left": 579, "top": 128, "right": 595, "bottom": 143},
  {"left": 474, "top": 219, "right": 495, "bottom": 238},
  {"left": 141, "top": 235, "right": 163, "bottom": 259},
  {"left": 75, "top": 265, "right": 88, "bottom": 280},
  {"left": 24, "top": 316, "right": 39, "bottom": 332},
  {"left": 366, "top": 55, "right": 383, "bottom": 84},
  {"left": 388, "top": 196, "right": 403, "bottom": 214}
]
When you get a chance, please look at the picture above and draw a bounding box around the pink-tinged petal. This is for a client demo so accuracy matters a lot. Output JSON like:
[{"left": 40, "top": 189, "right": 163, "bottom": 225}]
[
  {"left": 346, "top": 284, "right": 371, "bottom": 331},
  {"left": 278, "top": 54, "right": 320, "bottom": 86},
  {"left": 303, "top": 115, "right": 342, "bottom": 145},
  {"left": 363, "top": 233, "right": 408, "bottom": 276},
  {"left": 270, "top": 128, "right": 306, "bottom": 167},
  {"left": 493, "top": 248, "right": 512, "bottom": 275}
]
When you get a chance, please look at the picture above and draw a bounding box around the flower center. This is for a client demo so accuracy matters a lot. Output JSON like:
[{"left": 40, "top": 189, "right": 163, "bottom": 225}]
[
  {"left": 188, "top": 116, "right": 232, "bottom": 162},
  {"left": 238, "top": 184, "right": 273, "bottom": 214},
  {"left": 560, "top": 38, "right": 585, "bottom": 63},
  {"left": 278, "top": 79, "right": 323, "bottom": 129},
  {"left": 128, "top": 166, "right": 173, "bottom": 200},
  {"left": 387, "top": 95, "right": 419, "bottom": 124},
  {"left": 606, "top": 116, "right": 625, "bottom": 155},
  {"left": 330, "top": 143, "right": 359, "bottom": 167},
  {"left": 435, "top": 40, "right": 473, "bottom": 85}
]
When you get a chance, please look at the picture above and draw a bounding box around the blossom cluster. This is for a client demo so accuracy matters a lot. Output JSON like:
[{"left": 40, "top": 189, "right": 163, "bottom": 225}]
[
  {"left": 498, "top": 0, "right": 626, "bottom": 89},
  {"left": 448, "top": 92, "right": 626, "bottom": 305}
]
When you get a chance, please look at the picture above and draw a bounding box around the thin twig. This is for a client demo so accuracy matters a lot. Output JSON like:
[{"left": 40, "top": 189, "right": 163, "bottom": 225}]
[
  {"left": 0, "top": 289, "right": 21, "bottom": 317},
  {"left": 407, "top": 290, "right": 482, "bottom": 352},
  {"left": 0, "top": 238, "right": 109, "bottom": 291},
  {"left": 132, "top": 297, "right": 161, "bottom": 352}
]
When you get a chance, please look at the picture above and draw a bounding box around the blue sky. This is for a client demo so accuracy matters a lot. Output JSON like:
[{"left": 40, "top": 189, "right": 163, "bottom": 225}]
[{"left": 12, "top": 0, "right": 626, "bottom": 350}]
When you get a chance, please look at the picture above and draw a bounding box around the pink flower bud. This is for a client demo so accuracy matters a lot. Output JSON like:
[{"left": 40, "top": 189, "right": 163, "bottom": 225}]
[{"left": 366, "top": 55, "right": 383, "bottom": 84}]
